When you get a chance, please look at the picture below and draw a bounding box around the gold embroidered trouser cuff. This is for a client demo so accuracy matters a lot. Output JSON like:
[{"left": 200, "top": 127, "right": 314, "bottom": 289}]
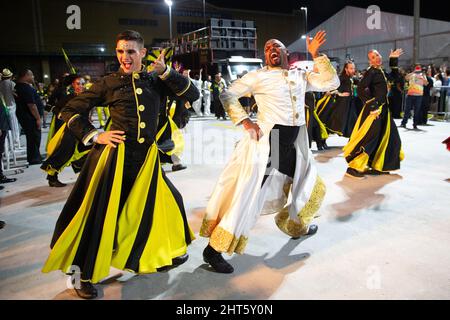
[
  {"left": 275, "top": 176, "right": 326, "bottom": 238},
  {"left": 200, "top": 218, "right": 248, "bottom": 255}
]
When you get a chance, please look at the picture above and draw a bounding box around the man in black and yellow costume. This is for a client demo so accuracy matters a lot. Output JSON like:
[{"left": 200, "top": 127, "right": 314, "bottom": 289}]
[
  {"left": 41, "top": 74, "right": 90, "bottom": 187},
  {"left": 343, "top": 49, "right": 404, "bottom": 178},
  {"left": 42, "top": 30, "right": 199, "bottom": 299}
]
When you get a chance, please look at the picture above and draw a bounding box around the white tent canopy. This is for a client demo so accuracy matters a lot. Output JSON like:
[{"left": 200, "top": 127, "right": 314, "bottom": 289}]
[{"left": 288, "top": 6, "right": 450, "bottom": 69}]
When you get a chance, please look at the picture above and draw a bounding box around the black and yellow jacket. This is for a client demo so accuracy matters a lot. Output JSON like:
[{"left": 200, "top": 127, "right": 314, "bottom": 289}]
[
  {"left": 42, "top": 66, "right": 199, "bottom": 283},
  {"left": 357, "top": 57, "right": 398, "bottom": 110},
  {"left": 61, "top": 66, "right": 199, "bottom": 146}
]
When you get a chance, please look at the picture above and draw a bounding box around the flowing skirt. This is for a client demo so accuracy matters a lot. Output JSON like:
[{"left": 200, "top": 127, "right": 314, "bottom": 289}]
[
  {"left": 41, "top": 123, "right": 91, "bottom": 175},
  {"left": 42, "top": 142, "right": 194, "bottom": 283},
  {"left": 343, "top": 101, "right": 404, "bottom": 172},
  {"left": 317, "top": 95, "right": 358, "bottom": 138}
]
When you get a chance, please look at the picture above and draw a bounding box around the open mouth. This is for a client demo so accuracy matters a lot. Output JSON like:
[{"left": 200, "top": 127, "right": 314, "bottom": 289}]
[{"left": 123, "top": 62, "right": 132, "bottom": 69}]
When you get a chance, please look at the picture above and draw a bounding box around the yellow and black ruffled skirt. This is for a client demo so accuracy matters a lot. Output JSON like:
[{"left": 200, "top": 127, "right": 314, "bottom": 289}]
[
  {"left": 42, "top": 141, "right": 194, "bottom": 283},
  {"left": 343, "top": 101, "right": 404, "bottom": 172},
  {"left": 305, "top": 105, "right": 329, "bottom": 147},
  {"left": 317, "top": 94, "right": 358, "bottom": 138},
  {"left": 41, "top": 123, "right": 91, "bottom": 175}
]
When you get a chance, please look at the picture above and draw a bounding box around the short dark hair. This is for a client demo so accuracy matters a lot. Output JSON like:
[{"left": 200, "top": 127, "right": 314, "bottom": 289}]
[
  {"left": 17, "top": 69, "right": 31, "bottom": 79},
  {"left": 116, "top": 30, "right": 144, "bottom": 47}
]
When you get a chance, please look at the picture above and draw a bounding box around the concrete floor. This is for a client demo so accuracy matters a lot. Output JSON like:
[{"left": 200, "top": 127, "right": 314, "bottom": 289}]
[{"left": 0, "top": 116, "right": 449, "bottom": 300}]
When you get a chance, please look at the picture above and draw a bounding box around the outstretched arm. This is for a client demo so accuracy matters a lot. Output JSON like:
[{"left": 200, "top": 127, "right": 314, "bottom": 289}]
[
  {"left": 387, "top": 48, "right": 403, "bottom": 78},
  {"left": 305, "top": 31, "right": 340, "bottom": 92}
]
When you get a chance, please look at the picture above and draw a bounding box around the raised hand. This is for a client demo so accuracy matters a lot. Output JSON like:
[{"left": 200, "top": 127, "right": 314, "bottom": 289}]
[
  {"left": 389, "top": 48, "right": 404, "bottom": 58},
  {"left": 153, "top": 49, "right": 167, "bottom": 75},
  {"left": 307, "top": 30, "right": 327, "bottom": 59}
]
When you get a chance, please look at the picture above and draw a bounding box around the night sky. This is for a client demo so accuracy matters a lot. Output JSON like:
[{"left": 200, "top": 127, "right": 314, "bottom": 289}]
[{"left": 197, "top": 0, "right": 450, "bottom": 29}]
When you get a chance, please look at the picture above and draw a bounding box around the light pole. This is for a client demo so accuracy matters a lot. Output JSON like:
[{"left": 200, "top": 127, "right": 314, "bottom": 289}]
[
  {"left": 165, "top": 0, "right": 173, "bottom": 42},
  {"left": 301, "top": 6, "right": 308, "bottom": 60},
  {"left": 203, "top": 0, "right": 206, "bottom": 27},
  {"left": 413, "top": 0, "right": 420, "bottom": 65}
]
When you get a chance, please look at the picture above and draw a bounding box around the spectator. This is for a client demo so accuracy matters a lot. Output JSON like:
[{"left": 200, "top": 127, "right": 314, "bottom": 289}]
[
  {"left": 400, "top": 65, "right": 428, "bottom": 130},
  {"left": 432, "top": 72, "right": 443, "bottom": 111},
  {"left": 0, "top": 68, "right": 20, "bottom": 147},
  {"left": 212, "top": 73, "right": 227, "bottom": 120},
  {"left": 14, "top": 69, "right": 43, "bottom": 164},
  {"left": 445, "top": 70, "right": 450, "bottom": 112},
  {"left": 0, "top": 95, "right": 17, "bottom": 184},
  {"left": 32, "top": 81, "right": 46, "bottom": 129},
  {"left": 418, "top": 66, "right": 434, "bottom": 125}
]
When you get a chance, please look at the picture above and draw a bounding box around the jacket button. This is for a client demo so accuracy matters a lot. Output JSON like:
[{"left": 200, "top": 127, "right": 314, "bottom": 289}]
[
  {"left": 133, "top": 73, "right": 140, "bottom": 80},
  {"left": 138, "top": 105, "right": 145, "bottom": 111},
  {"left": 292, "top": 96, "right": 297, "bottom": 102},
  {"left": 295, "top": 113, "right": 300, "bottom": 119},
  {"left": 140, "top": 122, "right": 146, "bottom": 128},
  {"left": 138, "top": 138, "right": 145, "bottom": 144},
  {"left": 283, "top": 70, "right": 288, "bottom": 77},
  {"left": 136, "top": 88, "right": 143, "bottom": 94}
]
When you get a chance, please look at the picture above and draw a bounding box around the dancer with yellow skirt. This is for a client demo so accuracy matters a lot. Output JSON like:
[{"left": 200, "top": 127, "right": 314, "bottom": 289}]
[
  {"left": 343, "top": 49, "right": 404, "bottom": 179},
  {"left": 41, "top": 74, "right": 90, "bottom": 187}
]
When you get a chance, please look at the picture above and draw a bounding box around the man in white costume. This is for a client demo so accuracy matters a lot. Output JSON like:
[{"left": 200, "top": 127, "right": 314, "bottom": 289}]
[
  {"left": 202, "top": 75, "right": 212, "bottom": 116},
  {"left": 200, "top": 31, "right": 339, "bottom": 273},
  {"left": 191, "top": 72, "right": 204, "bottom": 117}
]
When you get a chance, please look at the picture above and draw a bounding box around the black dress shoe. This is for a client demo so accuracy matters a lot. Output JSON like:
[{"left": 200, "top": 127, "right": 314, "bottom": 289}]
[
  {"left": 345, "top": 167, "right": 365, "bottom": 179},
  {"left": 74, "top": 282, "right": 97, "bottom": 299},
  {"left": 0, "top": 220, "right": 5, "bottom": 229},
  {"left": 306, "top": 224, "right": 318, "bottom": 236},
  {"left": 172, "top": 253, "right": 189, "bottom": 266},
  {"left": 292, "top": 224, "right": 318, "bottom": 239},
  {"left": 0, "top": 175, "right": 17, "bottom": 184},
  {"left": 172, "top": 164, "right": 187, "bottom": 172},
  {"left": 48, "top": 179, "right": 67, "bottom": 187},
  {"left": 203, "top": 245, "right": 234, "bottom": 274},
  {"left": 366, "top": 169, "right": 390, "bottom": 176},
  {"left": 323, "top": 141, "right": 329, "bottom": 149},
  {"left": 157, "top": 254, "right": 189, "bottom": 272}
]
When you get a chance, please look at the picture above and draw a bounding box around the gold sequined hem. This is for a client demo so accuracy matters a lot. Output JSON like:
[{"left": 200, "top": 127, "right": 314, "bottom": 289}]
[
  {"left": 297, "top": 176, "right": 326, "bottom": 224},
  {"left": 208, "top": 226, "right": 248, "bottom": 255},
  {"left": 199, "top": 218, "right": 218, "bottom": 237},
  {"left": 274, "top": 208, "right": 308, "bottom": 238},
  {"left": 274, "top": 176, "right": 326, "bottom": 238}
]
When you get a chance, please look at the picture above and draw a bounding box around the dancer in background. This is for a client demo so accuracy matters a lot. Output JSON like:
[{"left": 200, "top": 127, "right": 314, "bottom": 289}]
[
  {"left": 305, "top": 91, "right": 328, "bottom": 150},
  {"left": 318, "top": 60, "right": 358, "bottom": 138},
  {"left": 343, "top": 49, "right": 404, "bottom": 179},
  {"left": 41, "top": 74, "right": 91, "bottom": 187}
]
